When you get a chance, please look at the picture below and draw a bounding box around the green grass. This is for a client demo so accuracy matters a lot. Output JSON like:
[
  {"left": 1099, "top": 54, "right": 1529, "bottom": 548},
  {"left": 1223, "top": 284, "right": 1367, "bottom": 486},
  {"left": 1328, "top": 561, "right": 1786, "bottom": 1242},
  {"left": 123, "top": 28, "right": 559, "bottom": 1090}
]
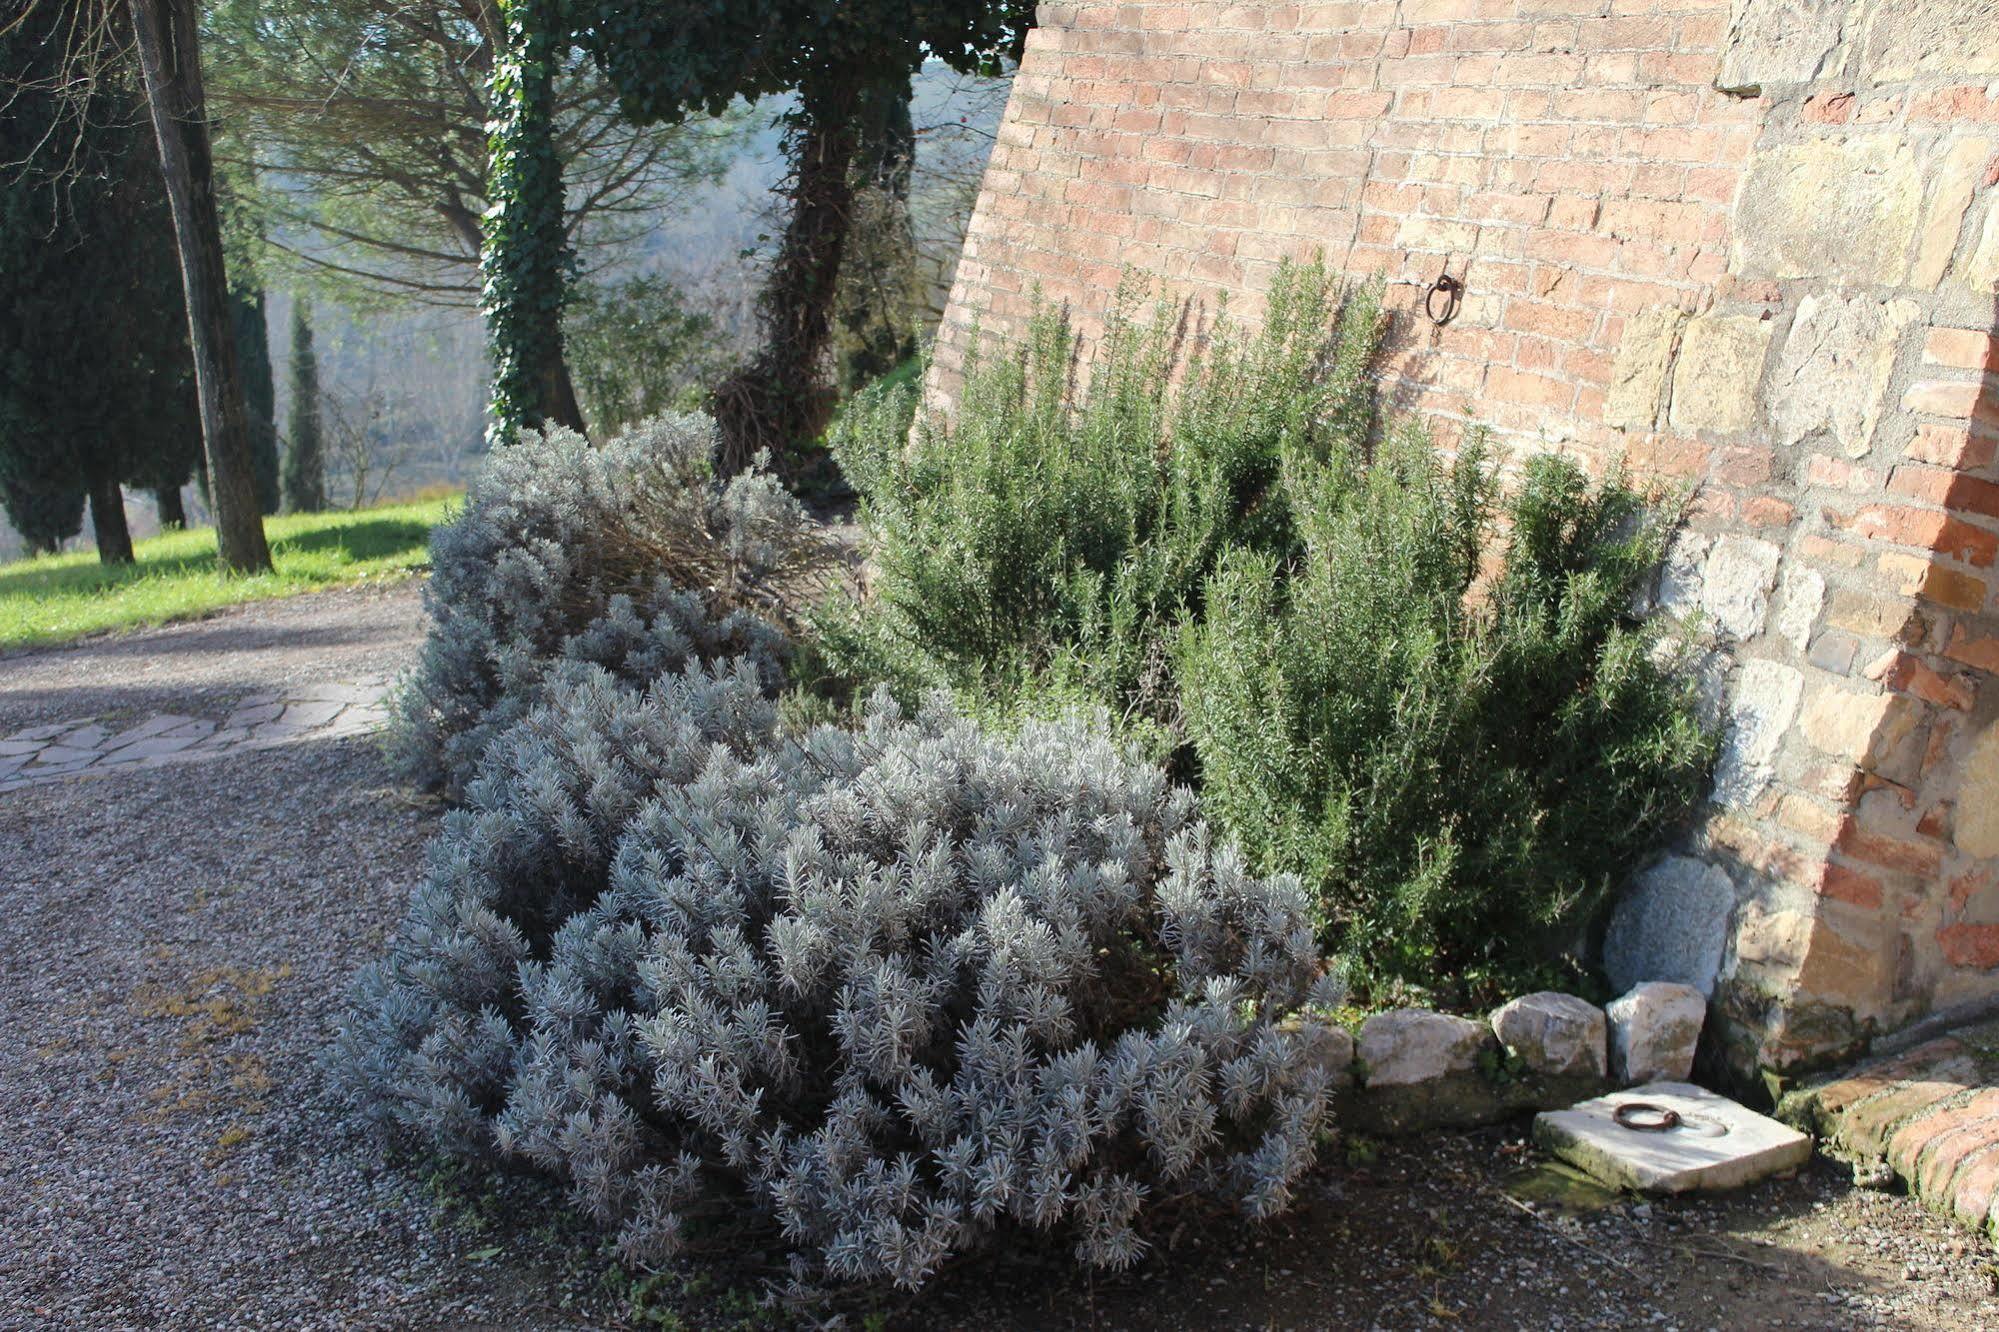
[{"left": 0, "top": 496, "right": 456, "bottom": 650}]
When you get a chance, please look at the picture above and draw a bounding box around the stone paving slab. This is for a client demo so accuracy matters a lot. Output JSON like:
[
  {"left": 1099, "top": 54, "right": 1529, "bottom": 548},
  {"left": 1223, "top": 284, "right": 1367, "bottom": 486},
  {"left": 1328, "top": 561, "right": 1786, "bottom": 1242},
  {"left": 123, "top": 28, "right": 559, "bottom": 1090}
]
[
  {"left": 1535, "top": 1082, "right": 1812, "bottom": 1193},
  {"left": 0, "top": 674, "right": 396, "bottom": 794},
  {"left": 1780, "top": 1016, "right": 1999, "bottom": 1246}
]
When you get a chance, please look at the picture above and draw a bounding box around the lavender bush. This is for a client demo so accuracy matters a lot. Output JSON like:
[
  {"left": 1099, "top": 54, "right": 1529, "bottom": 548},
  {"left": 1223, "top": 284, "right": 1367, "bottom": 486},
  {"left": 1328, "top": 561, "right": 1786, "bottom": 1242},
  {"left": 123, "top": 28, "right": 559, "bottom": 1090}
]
[{"left": 336, "top": 660, "right": 1346, "bottom": 1288}]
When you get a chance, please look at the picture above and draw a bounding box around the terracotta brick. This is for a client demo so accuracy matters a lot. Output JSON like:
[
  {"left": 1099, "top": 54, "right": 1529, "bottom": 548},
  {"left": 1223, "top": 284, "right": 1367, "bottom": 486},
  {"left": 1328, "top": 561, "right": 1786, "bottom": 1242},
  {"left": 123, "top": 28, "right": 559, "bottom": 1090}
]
[
  {"left": 1834, "top": 820, "right": 1945, "bottom": 878},
  {"left": 1905, "top": 425, "right": 1998, "bottom": 472},
  {"left": 1889, "top": 1088, "right": 1999, "bottom": 1180},
  {"left": 1918, "top": 1117, "right": 1999, "bottom": 1203},
  {"left": 1904, "top": 381, "right": 1999, "bottom": 425},
  {"left": 1827, "top": 505, "right": 1999, "bottom": 567},
  {"left": 1925, "top": 328, "right": 1999, "bottom": 372},
  {"left": 1951, "top": 1148, "right": 1999, "bottom": 1232},
  {"left": 1840, "top": 1075, "right": 1978, "bottom": 1158},
  {"left": 1940, "top": 924, "right": 1999, "bottom": 970},
  {"left": 1863, "top": 649, "right": 1977, "bottom": 709},
  {"left": 1944, "top": 624, "right": 1999, "bottom": 672},
  {"left": 1811, "top": 1038, "right": 1968, "bottom": 1119},
  {"left": 1819, "top": 862, "right": 1885, "bottom": 910}
]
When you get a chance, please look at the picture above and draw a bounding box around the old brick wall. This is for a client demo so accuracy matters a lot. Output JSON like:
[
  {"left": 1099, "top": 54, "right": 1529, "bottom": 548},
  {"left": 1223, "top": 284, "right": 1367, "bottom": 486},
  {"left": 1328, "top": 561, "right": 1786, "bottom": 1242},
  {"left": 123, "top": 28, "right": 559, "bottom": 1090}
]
[{"left": 929, "top": 0, "right": 1999, "bottom": 1081}]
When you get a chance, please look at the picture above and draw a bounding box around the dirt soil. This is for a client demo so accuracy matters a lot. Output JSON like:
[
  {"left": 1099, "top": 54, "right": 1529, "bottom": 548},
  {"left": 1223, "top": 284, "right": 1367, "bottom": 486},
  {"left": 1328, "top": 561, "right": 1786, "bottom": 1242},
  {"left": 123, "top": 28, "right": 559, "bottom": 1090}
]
[{"left": 2, "top": 586, "right": 1991, "bottom": 1330}]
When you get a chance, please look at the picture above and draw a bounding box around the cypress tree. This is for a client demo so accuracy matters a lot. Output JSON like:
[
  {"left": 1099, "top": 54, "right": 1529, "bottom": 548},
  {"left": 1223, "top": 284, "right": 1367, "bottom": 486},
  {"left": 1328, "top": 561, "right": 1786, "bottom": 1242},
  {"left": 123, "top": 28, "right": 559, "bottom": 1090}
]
[
  {"left": 283, "top": 301, "right": 328, "bottom": 513},
  {"left": 0, "top": 469, "right": 85, "bottom": 556},
  {"left": 233, "top": 287, "right": 282, "bottom": 514},
  {"left": 0, "top": 3, "right": 194, "bottom": 565}
]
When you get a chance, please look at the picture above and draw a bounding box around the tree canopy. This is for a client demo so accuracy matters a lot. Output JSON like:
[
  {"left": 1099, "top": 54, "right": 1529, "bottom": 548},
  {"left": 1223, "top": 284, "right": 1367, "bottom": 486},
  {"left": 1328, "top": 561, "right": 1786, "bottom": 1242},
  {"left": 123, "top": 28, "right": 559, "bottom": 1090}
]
[{"left": 0, "top": 1, "right": 203, "bottom": 562}]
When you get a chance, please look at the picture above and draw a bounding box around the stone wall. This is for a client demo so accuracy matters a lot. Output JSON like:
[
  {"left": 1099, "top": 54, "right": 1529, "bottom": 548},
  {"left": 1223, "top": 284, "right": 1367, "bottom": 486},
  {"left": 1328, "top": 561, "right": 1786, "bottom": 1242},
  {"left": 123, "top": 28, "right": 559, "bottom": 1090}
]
[{"left": 928, "top": 0, "right": 1999, "bottom": 1084}]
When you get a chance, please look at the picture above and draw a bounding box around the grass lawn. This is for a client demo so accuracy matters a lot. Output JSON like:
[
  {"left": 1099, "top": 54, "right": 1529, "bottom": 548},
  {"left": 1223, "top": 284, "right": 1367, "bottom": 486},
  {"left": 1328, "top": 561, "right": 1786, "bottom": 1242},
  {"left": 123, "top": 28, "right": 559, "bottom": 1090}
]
[{"left": 0, "top": 495, "right": 455, "bottom": 651}]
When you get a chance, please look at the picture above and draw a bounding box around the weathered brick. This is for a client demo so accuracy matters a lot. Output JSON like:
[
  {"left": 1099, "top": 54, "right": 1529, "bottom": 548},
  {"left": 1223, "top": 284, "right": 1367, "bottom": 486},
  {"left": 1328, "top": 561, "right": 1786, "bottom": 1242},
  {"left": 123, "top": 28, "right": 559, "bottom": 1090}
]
[
  {"left": 1917, "top": 1115, "right": 1999, "bottom": 1202},
  {"left": 1951, "top": 1148, "right": 1999, "bottom": 1233},
  {"left": 1888, "top": 1087, "right": 1999, "bottom": 1180},
  {"left": 1941, "top": 924, "right": 1999, "bottom": 969},
  {"left": 1838, "top": 1067, "right": 1981, "bottom": 1158},
  {"left": 1809, "top": 1039, "right": 1969, "bottom": 1120},
  {"left": 1925, "top": 328, "right": 1999, "bottom": 371},
  {"left": 1905, "top": 424, "right": 1998, "bottom": 471}
]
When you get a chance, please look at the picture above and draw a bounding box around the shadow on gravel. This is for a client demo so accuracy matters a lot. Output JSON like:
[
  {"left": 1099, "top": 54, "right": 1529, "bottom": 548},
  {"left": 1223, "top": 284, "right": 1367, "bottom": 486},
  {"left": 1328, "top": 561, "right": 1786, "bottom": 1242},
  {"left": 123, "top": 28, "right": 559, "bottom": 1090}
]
[
  {"left": 891, "top": 1137, "right": 1962, "bottom": 1331},
  {"left": 0, "top": 618, "right": 410, "bottom": 665}
]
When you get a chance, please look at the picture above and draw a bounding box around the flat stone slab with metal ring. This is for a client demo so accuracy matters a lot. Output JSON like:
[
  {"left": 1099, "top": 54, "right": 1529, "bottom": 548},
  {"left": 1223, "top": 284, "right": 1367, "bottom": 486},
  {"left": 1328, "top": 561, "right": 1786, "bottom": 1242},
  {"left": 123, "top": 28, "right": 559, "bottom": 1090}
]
[{"left": 1532, "top": 1081, "right": 1813, "bottom": 1193}]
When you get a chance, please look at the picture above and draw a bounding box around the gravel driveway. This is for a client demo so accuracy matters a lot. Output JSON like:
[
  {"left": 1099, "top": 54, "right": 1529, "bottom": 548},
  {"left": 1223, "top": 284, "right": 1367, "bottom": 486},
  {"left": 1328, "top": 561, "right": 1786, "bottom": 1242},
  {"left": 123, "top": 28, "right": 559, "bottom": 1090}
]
[{"left": 1, "top": 586, "right": 1991, "bottom": 1331}]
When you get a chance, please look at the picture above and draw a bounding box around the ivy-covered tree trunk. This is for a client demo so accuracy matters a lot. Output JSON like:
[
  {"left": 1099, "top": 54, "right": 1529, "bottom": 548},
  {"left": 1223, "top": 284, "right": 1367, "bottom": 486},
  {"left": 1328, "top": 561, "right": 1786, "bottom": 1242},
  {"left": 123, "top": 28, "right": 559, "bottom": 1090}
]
[
  {"left": 126, "top": 0, "right": 272, "bottom": 574},
  {"left": 835, "top": 84, "right": 919, "bottom": 392},
  {"left": 481, "top": 0, "right": 585, "bottom": 446},
  {"left": 232, "top": 288, "right": 282, "bottom": 514},
  {"left": 284, "top": 301, "right": 328, "bottom": 512},
  {"left": 155, "top": 485, "right": 187, "bottom": 529},
  {"left": 87, "top": 476, "right": 134, "bottom": 564},
  {"left": 712, "top": 73, "right": 869, "bottom": 474}
]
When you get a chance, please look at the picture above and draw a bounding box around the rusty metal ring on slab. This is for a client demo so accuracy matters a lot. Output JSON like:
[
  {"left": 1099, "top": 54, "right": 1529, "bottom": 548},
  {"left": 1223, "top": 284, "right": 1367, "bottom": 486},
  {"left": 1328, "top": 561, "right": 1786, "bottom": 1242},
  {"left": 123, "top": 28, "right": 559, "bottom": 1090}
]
[{"left": 1613, "top": 1102, "right": 1682, "bottom": 1132}]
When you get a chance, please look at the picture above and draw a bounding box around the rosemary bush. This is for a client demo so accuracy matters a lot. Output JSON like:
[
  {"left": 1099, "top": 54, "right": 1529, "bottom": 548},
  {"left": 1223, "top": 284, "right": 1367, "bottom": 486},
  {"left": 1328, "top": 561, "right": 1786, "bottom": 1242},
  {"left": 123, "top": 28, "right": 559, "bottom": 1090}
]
[
  {"left": 336, "top": 663, "right": 1347, "bottom": 1287},
  {"left": 387, "top": 413, "right": 823, "bottom": 795},
  {"left": 828, "top": 262, "right": 1714, "bottom": 997},
  {"left": 1179, "top": 439, "right": 1718, "bottom": 997},
  {"left": 821, "top": 260, "right": 1381, "bottom": 745}
]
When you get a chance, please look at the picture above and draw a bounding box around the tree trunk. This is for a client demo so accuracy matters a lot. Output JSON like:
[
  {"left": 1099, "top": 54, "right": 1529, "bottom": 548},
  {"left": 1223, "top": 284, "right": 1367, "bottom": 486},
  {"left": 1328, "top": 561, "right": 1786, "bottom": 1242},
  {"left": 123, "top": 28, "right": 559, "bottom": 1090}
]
[
  {"left": 836, "top": 84, "right": 919, "bottom": 392},
  {"left": 89, "top": 476, "right": 135, "bottom": 564},
  {"left": 712, "top": 74, "right": 868, "bottom": 474},
  {"left": 126, "top": 0, "right": 271, "bottom": 574},
  {"left": 155, "top": 484, "right": 186, "bottom": 529},
  {"left": 481, "top": 0, "right": 586, "bottom": 445}
]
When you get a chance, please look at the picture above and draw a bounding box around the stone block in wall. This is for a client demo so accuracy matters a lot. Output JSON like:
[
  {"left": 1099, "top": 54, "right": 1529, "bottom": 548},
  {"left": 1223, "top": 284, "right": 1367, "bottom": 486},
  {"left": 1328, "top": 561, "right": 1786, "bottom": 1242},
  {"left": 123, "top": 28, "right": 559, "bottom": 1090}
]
[
  {"left": 1861, "top": 0, "right": 1999, "bottom": 82},
  {"left": 1915, "top": 138, "right": 1996, "bottom": 289},
  {"left": 1670, "top": 315, "right": 1774, "bottom": 434},
  {"left": 1957, "top": 723, "right": 1999, "bottom": 858},
  {"left": 1734, "top": 902, "right": 1895, "bottom": 1021},
  {"left": 1605, "top": 308, "right": 1688, "bottom": 431},
  {"left": 1732, "top": 135, "right": 1923, "bottom": 285},
  {"left": 1966, "top": 202, "right": 1999, "bottom": 294},
  {"left": 1715, "top": 0, "right": 1852, "bottom": 95},
  {"left": 1713, "top": 657, "right": 1804, "bottom": 807},
  {"left": 1603, "top": 856, "right": 1737, "bottom": 996},
  {"left": 1701, "top": 534, "right": 1784, "bottom": 640},
  {"left": 1778, "top": 564, "right": 1826, "bottom": 653},
  {"left": 1800, "top": 685, "right": 1918, "bottom": 768},
  {"left": 1770, "top": 294, "right": 1920, "bottom": 456}
]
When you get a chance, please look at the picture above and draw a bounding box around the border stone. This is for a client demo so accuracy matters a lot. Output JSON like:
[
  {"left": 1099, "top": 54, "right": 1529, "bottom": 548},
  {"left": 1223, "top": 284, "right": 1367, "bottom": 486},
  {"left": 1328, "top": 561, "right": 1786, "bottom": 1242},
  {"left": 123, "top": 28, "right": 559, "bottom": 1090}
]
[
  {"left": 1608, "top": 983, "right": 1706, "bottom": 1084},
  {"left": 1491, "top": 992, "right": 1607, "bottom": 1080}
]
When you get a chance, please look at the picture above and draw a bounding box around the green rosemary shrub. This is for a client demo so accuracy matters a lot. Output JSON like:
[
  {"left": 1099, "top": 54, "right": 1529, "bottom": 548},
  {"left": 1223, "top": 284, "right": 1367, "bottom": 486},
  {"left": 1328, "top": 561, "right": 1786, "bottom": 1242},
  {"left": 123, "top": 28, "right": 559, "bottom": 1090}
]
[
  {"left": 1179, "top": 439, "right": 1718, "bottom": 1000},
  {"left": 821, "top": 259, "right": 1381, "bottom": 747},
  {"left": 828, "top": 259, "right": 1715, "bottom": 999}
]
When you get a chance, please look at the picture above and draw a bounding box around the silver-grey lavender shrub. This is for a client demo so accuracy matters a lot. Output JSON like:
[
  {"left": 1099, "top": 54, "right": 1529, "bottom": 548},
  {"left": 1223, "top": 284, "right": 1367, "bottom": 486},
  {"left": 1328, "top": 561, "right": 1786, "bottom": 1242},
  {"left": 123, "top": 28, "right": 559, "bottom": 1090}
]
[
  {"left": 335, "top": 660, "right": 1348, "bottom": 1288},
  {"left": 387, "top": 413, "right": 811, "bottom": 796}
]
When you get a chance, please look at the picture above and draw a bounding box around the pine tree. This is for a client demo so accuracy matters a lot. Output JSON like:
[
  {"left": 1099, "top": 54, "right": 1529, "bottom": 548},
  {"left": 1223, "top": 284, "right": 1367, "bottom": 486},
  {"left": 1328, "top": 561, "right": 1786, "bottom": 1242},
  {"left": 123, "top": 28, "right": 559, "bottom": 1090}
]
[{"left": 283, "top": 301, "right": 328, "bottom": 513}]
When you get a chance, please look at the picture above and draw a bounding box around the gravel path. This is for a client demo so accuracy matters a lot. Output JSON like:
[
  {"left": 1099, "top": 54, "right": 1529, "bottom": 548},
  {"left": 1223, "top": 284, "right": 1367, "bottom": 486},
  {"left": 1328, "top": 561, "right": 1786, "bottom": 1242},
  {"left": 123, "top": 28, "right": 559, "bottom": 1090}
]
[
  {"left": 1, "top": 586, "right": 1991, "bottom": 1331},
  {"left": 0, "top": 589, "right": 618, "bottom": 1330}
]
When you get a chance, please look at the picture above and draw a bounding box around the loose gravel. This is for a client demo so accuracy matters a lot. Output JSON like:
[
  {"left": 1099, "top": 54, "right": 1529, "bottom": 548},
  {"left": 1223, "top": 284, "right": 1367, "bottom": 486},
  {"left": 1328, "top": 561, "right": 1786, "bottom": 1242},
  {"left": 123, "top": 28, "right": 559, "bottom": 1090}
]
[{"left": 2, "top": 585, "right": 1991, "bottom": 1331}]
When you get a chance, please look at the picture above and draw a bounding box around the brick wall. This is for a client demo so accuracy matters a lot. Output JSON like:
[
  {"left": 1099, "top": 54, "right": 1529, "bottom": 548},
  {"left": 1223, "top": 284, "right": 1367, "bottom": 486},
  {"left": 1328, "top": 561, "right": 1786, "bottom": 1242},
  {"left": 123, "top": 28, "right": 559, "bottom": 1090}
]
[{"left": 929, "top": 0, "right": 1999, "bottom": 1082}]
